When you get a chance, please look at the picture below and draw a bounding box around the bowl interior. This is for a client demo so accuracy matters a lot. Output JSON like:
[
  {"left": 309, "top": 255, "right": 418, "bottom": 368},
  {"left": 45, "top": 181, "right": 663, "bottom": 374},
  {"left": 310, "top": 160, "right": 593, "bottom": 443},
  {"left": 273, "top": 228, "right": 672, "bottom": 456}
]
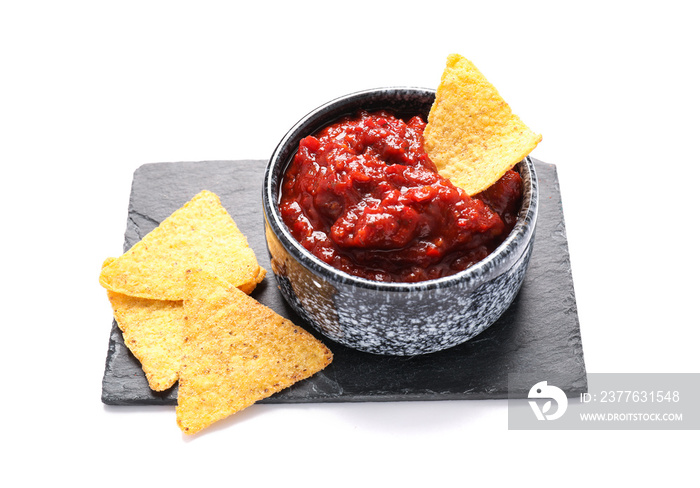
[
  {"left": 269, "top": 87, "right": 436, "bottom": 189},
  {"left": 263, "top": 87, "right": 537, "bottom": 292}
]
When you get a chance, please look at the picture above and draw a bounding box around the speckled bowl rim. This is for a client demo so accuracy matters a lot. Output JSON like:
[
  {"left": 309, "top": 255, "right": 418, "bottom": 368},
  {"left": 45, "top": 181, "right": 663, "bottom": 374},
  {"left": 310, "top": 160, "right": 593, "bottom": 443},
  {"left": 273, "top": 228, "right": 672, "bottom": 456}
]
[{"left": 263, "top": 87, "right": 539, "bottom": 294}]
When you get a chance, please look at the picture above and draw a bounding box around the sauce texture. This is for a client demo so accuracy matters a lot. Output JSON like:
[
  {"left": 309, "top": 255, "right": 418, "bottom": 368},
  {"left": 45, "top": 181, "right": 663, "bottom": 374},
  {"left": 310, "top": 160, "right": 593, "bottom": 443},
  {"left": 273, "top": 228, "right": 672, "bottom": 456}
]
[{"left": 279, "top": 110, "right": 522, "bottom": 283}]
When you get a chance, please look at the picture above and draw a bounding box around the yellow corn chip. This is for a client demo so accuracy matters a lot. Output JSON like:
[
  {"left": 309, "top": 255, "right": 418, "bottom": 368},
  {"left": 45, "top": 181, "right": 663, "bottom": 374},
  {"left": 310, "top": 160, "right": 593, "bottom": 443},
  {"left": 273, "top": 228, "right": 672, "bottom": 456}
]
[
  {"left": 106, "top": 290, "right": 183, "bottom": 391},
  {"left": 99, "top": 190, "right": 265, "bottom": 300},
  {"left": 424, "top": 54, "right": 542, "bottom": 196},
  {"left": 176, "top": 269, "right": 333, "bottom": 435}
]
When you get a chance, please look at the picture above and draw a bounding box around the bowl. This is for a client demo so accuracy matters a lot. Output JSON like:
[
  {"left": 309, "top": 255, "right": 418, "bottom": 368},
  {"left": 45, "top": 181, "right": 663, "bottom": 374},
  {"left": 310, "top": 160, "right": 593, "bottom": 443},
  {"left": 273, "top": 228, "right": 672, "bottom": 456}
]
[{"left": 262, "top": 87, "right": 538, "bottom": 355}]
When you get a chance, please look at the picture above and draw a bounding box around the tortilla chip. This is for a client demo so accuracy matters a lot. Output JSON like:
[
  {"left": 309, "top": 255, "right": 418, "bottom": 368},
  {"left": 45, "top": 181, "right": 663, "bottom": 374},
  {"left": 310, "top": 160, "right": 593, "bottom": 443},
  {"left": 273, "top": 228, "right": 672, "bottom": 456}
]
[
  {"left": 424, "top": 54, "right": 542, "bottom": 195},
  {"left": 99, "top": 190, "right": 264, "bottom": 300},
  {"left": 176, "top": 269, "right": 333, "bottom": 435},
  {"left": 106, "top": 290, "right": 183, "bottom": 391}
]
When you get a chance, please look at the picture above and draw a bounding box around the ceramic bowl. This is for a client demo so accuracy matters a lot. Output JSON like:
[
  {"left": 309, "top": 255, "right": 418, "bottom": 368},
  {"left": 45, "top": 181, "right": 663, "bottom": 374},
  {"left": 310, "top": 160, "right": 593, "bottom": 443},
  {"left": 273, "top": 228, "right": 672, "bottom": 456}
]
[{"left": 262, "top": 87, "right": 538, "bottom": 355}]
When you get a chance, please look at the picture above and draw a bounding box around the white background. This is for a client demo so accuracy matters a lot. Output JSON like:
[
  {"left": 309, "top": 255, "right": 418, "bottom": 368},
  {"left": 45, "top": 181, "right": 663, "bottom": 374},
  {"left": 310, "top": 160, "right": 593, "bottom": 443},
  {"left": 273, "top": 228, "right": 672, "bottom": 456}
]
[{"left": 3, "top": 1, "right": 698, "bottom": 485}]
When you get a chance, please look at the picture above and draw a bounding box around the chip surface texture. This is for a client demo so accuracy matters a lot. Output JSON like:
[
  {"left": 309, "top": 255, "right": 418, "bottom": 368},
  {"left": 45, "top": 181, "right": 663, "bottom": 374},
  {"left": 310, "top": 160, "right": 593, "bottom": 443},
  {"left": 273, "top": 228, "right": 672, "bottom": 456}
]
[
  {"left": 176, "top": 269, "right": 333, "bottom": 435},
  {"left": 424, "top": 54, "right": 542, "bottom": 196},
  {"left": 99, "top": 190, "right": 264, "bottom": 300},
  {"left": 106, "top": 290, "right": 183, "bottom": 391}
]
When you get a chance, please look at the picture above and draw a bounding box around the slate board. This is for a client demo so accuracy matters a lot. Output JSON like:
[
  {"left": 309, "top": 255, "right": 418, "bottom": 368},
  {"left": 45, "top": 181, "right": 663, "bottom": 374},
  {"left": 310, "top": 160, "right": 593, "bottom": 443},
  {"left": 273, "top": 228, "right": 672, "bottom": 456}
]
[{"left": 101, "top": 159, "right": 587, "bottom": 405}]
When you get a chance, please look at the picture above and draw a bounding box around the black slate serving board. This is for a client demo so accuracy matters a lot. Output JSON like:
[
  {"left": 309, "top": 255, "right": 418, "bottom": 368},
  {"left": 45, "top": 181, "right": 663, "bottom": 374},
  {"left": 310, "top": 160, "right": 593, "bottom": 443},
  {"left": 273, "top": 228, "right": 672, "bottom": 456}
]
[{"left": 101, "top": 159, "right": 587, "bottom": 405}]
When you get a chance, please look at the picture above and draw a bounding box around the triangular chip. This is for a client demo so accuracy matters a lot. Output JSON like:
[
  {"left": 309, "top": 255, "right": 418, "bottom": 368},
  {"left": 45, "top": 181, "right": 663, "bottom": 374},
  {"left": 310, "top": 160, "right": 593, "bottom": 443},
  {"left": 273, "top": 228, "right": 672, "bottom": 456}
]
[
  {"left": 99, "top": 190, "right": 265, "bottom": 300},
  {"left": 424, "top": 54, "right": 542, "bottom": 195},
  {"left": 176, "top": 269, "right": 333, "bottom": 435},
  {"left": 106, "top": 290, "right": 183, "bottom": 391}
]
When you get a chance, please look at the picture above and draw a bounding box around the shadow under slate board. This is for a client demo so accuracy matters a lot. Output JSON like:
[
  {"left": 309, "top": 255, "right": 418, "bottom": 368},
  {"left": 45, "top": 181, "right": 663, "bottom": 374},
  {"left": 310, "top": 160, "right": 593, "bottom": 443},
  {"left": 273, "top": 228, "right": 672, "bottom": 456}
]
[{"left": 101, "top": 159, "right": 587, "bottom": 406}]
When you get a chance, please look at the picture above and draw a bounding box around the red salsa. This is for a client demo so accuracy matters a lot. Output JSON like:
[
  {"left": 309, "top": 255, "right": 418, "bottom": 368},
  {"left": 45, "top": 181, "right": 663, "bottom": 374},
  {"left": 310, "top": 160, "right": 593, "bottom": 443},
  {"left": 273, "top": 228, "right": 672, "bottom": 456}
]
[{"left": 279, "top": 110, "right": 522, "bottom": 283}]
